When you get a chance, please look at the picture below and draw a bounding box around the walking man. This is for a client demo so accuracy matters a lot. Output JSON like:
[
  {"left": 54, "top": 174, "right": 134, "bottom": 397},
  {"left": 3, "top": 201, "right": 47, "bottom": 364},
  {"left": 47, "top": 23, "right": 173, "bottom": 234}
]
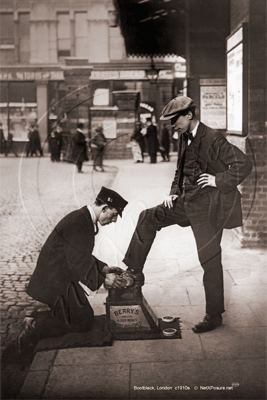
[
  {"left": 0, "top": 122, "right": 6, "bottom": 154},
  {"left": 72, "top": 123, "right": 88, "bottom": 173},
  {"left": 123, "top": 96, "right": 252, "bottom": 333},
  {"left": 145, "top": 117, "right": 159, "bottom": 163},
  {"left": 17, "top": 187, "right": 128, "bottom": 354},
  {"left": 5, "top": 131, "right": 18, "bottom": 157},
  {"left": 161, "top": 123, "right": 170, "bottom": 161}
]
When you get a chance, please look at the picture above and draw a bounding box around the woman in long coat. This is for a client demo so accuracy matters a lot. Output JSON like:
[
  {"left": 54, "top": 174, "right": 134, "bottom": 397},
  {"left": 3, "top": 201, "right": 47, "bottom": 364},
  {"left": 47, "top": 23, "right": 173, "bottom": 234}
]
[{"left": 72, "top": 123, "right": 88, "bottom": 173}]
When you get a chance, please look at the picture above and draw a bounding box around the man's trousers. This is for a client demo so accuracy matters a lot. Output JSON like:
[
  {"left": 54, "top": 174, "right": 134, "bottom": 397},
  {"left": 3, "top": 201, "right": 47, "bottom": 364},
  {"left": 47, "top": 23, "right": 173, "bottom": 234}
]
[
  {"left": 30, "top": 282, "right": 94, "bottom": 341},
  {"left": 123, "top": 193, "right": 225, "bottom": 316}
]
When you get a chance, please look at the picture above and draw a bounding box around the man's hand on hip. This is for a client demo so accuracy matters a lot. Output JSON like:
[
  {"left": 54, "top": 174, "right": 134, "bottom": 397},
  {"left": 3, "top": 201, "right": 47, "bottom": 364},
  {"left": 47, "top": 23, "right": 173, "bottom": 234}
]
[
  {"left": 164, "top": 194, "right": 179, "bottom": 208},
  {"left": 197, "top": 173, "right": 216, "bottom": 188}
]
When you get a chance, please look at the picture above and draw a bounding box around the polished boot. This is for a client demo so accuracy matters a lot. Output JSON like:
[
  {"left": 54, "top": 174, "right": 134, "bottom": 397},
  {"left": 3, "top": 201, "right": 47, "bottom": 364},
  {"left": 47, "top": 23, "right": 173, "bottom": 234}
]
[
  {"left": 192, "top": 314, "right": 222, "bottom": 333},
  {"left": 126, "top": 268, "right": 145, "bottom": 287}
]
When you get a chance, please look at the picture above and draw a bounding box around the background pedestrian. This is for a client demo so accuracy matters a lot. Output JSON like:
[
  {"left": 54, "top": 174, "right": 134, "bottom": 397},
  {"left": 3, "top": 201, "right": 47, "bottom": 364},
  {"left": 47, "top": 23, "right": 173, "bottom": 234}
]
[
  {"left": 29, "top": 124, "right": 43, "bottom": 157},
  {"left": 145, "top": 117, "right": 159, "bottom": 164},
  {"left": 91, "top": 126, "right": 106, "bottom": 172},
  {"left": 130, "top": 135, "right": 142, "bottom": 163},
  {"left": 133, "top": 121, "right": 145, "bottom": 162},
  {"left": 72, "top": 122, "right": 88, "bottom": 173},
  {"left": 0, "top": 122, "right": 6, "bottom": 154},
  {"left": 160, "top": 123, "right": 170, "bottom": 161},
  {"left": 5, "top": 132, "right": 18, "bottom": 157}
]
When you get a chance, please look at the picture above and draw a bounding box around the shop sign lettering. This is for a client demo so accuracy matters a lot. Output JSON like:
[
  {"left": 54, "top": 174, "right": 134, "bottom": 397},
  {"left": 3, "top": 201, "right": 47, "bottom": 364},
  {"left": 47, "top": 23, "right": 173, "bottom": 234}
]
[{"left": 0, "top": 71, "right": 64, "bottom": 81}]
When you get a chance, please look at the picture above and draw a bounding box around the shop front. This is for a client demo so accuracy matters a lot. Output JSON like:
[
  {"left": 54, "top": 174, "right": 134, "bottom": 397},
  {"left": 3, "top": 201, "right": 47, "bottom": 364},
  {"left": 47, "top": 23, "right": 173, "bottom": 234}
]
[{"left": 0, "top": 69, "right": 64, "bottom": 154}]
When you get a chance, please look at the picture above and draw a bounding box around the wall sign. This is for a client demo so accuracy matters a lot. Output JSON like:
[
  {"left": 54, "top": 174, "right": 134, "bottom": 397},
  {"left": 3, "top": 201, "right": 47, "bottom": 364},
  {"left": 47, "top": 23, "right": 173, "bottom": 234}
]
[
  {"left": 91, "top": 69, "right": 173, "bottom": 80},
  {"left": 200, "top": 86, "right": 226, "bottom": 129},
  {"left": 226, "top": 24, "right": 248, "bottom": 135},
  {"left": 0, "top": 70, "right": 64, "bottom": 81}
]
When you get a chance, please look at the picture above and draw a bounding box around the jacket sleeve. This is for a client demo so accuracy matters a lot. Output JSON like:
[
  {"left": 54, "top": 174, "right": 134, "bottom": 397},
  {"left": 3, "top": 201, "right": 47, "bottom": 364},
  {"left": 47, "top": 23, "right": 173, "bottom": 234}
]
[
  {"left": 63, "top": 222, "right": 106, "bottom": 291},
  {"left": 213, "top": 136, "right": 252, "bottom": 193},
  {"left": 169, "top": 169, "right": 180, "bottom": 195}
]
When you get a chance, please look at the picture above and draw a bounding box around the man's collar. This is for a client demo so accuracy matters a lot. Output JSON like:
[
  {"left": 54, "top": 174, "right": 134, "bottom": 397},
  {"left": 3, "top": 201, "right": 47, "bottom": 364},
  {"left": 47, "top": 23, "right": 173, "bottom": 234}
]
[
  {"left": 87, "top": 205, "right": 97, "bottom": 224},
  {"left": 191, "top": 120, "right": 200, "bottom": 137},
  {"left": 77, "top": 128, "right": 83, "bottom": 133}
]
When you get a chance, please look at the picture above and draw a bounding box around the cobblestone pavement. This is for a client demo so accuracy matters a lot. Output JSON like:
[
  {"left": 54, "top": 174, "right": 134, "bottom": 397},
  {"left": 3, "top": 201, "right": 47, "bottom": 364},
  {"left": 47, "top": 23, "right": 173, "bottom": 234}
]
[{"left": 0, "top": 155, "right": 117, "bottom": 354}]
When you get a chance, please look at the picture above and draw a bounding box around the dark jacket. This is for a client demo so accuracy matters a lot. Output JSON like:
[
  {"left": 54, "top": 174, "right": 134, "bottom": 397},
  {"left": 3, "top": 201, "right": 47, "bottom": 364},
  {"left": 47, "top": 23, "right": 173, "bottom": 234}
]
[
  {"left": 161, "top": 127, "right": 170, "bottom": 151},
  {"left": 132, "top": 127, "right": 145, "bottom": 151},
  {"left": 170, "top": 122, "right": 252, "bottom": 229},
  {"left": 92, "top": 131, "right": 106, "bottom": 150},
  {"left": 27, "top": 206, "right": 106, "bottom": 306},
  {"left": 145, "top": 124, "right": 159, "bottom": 154},
  {"left": 72, "top": 129, "right": 88, "bottom": 163}
]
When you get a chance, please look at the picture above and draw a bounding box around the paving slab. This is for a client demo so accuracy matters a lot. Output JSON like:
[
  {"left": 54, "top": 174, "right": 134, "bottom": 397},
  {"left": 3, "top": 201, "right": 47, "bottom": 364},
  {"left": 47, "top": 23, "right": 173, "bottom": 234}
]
[
  {"left": 51, "top": 332, "right": 202, "bottom": 366},
  {"left": 130, "top": 359, "right": 266, "bottom": 399},
  {"left": 43, "top": 364, "right": 130, "bottom": 399},
  {"left": 18, "top": 370, "right": 50, "bottom": 399},
  {"left": 199, "top": 326, "right": 266, "bottom": 359}
]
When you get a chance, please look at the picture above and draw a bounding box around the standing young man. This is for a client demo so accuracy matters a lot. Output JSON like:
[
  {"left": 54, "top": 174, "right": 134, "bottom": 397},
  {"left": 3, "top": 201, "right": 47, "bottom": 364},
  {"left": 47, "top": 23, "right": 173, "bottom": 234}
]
[
  {"left": 123, "top": 96, "right": 252, "bottom": 333},
  {"left": 17, "top": 187, "right": 128, "bottom": 354}
]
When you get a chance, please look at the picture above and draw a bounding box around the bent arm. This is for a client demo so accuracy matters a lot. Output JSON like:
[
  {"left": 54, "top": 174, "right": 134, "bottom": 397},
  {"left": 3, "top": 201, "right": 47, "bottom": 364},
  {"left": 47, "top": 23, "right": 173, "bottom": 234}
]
[{"left": 214, "top": 137, "right": 252, "bottom": 193}]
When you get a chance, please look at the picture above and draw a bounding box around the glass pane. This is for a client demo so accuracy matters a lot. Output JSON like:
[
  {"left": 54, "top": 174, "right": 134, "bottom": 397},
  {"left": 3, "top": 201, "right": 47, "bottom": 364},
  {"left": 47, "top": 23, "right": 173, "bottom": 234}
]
[
  {"left": 0, "top": 13, "right": 14, "bottom": 44},
  {"left": 58, "top": 39, "right": 71, "bottom": 50},
  {"left": 75, "top": 38, "right": 88, "bottom": 57},
  {"left": 19, "top": 13, "right": 30, "bottom": 63},
  {"left": 93, "top": 88, "right": 109, "bottom": 106},
  {"left": 19, "top": 13, "right": 30, "bottom": 37},
  {"left": 57, "top": 13, "right": 70, "bottom": 39},
  {"left": 9, "top": 82, "right": 36, "bottom": 103},
  {"left": 75, "top": 12, "right": 87, "bottom": 37}
]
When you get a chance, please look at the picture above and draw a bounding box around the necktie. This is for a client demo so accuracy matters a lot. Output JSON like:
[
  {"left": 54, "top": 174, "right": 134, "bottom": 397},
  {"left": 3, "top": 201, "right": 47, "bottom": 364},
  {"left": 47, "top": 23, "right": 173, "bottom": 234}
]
[
  {"left": 94, "top": 223, "right": 99, "bottom": 236},
  {"left": 183, "top": 131, "right": 194, "bottom": 142}
]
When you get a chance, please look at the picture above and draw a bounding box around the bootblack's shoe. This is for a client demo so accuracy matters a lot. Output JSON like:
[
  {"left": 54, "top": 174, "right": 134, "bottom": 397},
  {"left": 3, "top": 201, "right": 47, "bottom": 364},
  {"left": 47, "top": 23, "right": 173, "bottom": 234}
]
[
  {"left": 17, "top": 317, "right": 37, "bottom": 355},
  {"left": 126, "top": 268, "right": 145, "bottom": 287},
  {"left": 192, "top": 314, "right": 222, "bottom": 333}
]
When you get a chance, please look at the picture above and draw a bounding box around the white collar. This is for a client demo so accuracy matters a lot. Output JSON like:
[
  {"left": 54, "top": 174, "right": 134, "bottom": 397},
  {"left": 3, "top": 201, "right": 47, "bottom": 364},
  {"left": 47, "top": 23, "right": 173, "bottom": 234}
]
[
  {"left": 87, "top": 205, "right": 97, "bottom": 225},
  {"left": 191, "top": 121, "right": 200, "bottom": 137},
  {"left": 77, "top": 128, "right": 83, "bottom": 133}
]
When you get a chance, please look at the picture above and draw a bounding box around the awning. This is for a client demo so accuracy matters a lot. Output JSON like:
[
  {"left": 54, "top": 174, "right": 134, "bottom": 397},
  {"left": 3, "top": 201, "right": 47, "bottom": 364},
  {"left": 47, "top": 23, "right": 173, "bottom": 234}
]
[{"left": 114, "top": 0, "right": 186, "bottom": 57}]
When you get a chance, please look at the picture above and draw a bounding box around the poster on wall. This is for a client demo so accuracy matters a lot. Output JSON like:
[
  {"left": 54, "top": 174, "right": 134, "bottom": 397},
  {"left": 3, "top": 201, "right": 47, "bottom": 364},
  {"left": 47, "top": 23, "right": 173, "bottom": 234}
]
[
  {"left": 200, "top": 86, "right": 226, "bottom": 129},
  {"left": 227, "top": 43, "right": 243, "bottom": 132},
  {"left": 226, "top": 24, "right": 247, "bottom": 135}
]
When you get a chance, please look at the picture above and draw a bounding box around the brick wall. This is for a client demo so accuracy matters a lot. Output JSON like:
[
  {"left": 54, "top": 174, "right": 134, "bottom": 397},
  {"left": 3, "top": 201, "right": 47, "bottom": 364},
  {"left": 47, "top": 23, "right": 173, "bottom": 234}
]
[{"left": 229, "top": 0, "right": 267, "bottom": 247}]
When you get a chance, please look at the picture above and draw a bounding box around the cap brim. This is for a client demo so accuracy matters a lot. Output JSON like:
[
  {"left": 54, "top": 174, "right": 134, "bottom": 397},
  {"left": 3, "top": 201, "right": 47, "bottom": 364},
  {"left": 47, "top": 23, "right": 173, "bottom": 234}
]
[{"left": 160, "top": 114, "right": 174, "bottom": 121}]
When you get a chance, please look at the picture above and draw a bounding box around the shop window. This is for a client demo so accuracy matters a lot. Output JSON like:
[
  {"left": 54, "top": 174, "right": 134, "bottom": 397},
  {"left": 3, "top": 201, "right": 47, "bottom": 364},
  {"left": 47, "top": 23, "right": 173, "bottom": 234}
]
[
  {"left": 0, "top": 13, "right": 14, "bottom": 46},
  {"left": 93, "top": 89, "right": 109, "bottom": 106},
  {"left": 57, "top": 12, "right": 71, "bottom": 61},
  {"left": 0, "top": 82, "right": 37, "bottom": 141},
  {"left": 75, "top": 12, "right": 88, "bottom": 57},
  {"left": 19, "top": 13, "right": 30, "bottom": 63}
]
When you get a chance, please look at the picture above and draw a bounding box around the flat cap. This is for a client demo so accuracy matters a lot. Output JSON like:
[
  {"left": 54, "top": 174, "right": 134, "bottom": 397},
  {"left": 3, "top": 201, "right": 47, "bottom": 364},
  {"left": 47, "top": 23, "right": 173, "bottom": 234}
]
[
  {"left": 96, "top": 186, "right": 128, "bottom": 217},
  {"left": 160, "top": 96, "right": 194, "bottom": 120},
  {"left": 95, "top": 126, "right": 103, "bottom": 133}
]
